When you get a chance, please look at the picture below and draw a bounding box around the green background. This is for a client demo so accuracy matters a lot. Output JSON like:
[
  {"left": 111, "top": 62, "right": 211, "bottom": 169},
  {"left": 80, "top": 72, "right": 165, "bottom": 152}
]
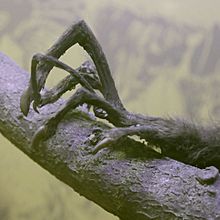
[{"left": 1, "top": 1, "right": 220, "bottom": 219}]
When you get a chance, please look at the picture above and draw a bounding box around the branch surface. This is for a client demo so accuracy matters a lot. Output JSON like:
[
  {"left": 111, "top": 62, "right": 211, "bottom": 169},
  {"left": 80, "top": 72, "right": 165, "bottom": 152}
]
[{"left": 0, "top": 52, "right": 220, "bottom": 220}]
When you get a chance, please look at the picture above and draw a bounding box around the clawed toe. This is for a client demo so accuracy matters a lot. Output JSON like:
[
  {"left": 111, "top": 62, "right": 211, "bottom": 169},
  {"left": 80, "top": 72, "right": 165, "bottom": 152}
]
[
  {"left": 90, "top": 128, "right": 126, "bottom": 154},
  {"left": 33, "top": 101, "right": 40, "bottom": 113},
  {"left": 31, "top": 125, "right": 48, "bottom": 148},
  {"left": 31, "top": 119, "right": 57, "bottom": 148},
  {"left": 20, "top": 88, "right": 32, "bottom": 116},
  {"left": 91, "top": 137, "right": 115, "bottom": 154}
]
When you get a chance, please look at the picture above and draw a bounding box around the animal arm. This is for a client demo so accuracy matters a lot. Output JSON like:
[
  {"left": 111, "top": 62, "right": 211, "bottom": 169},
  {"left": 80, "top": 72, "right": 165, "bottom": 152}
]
[
  {"left": 20, "top": 20, "right": 124, "bottom": 116},
  {"left": 20, "top": 20, "right": 220, "bottom": 170}
]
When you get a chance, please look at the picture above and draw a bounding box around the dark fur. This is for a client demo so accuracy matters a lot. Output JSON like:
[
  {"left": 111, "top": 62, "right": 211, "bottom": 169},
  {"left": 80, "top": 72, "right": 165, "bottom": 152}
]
[{"left": 148, "top": 118, "right": 220, "bottom": 169}]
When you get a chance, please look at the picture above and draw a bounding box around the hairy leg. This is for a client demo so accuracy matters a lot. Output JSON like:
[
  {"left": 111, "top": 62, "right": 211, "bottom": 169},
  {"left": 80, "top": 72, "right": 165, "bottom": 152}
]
[
  {"left": 20, "top": 20, "right": 125, "bottom": 116},
  {"left": 20, "top": 53, "right": 96, "bottom": 115},
  {"left": 91, "top": 125, "right": 158, "bottom": 154},
  {"left": 19, "top": 21, "right": 220, "bottom": 170},
  {"left": 31, "top": 88, "right": 126, "bottom": 147}
]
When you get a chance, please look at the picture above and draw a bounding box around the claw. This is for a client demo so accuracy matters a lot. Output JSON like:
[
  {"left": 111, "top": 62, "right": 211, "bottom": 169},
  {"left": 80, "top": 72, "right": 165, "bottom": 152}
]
[
  {"left": 31, "top": 87, "right": 42, "bottom": 112},
  {"left": 91, "top": 126, "right": 143, "bottom": 154},
  {"left": 33, "top": 101, "right": 39, "bottom": 113},
  {"left": 31, "top": 119, "right": 57, "bottom": 148},
  {"left": 20, "top": 88, "right": 32, "bottom": 116},
  {"left": 31, "top": 125, "right": 48, "bottom": 148},
  {"left": 91, "top": 128, "right": 125, "bottom": 154},
  {"left": 91, "top": 137, "right": 114, "bottom": 154}
]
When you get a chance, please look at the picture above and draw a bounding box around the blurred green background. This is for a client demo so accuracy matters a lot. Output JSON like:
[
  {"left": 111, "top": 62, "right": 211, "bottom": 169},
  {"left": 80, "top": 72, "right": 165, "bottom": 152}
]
[{"left": 1, "top": 0, "right": 220, "bottom": 219}]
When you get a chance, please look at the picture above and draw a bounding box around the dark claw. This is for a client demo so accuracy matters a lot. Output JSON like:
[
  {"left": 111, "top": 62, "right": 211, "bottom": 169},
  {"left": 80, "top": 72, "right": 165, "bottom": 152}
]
[
  {"left": 31, "top": 125, "right": 48, "bottom": 148},
  {"left": 33, "top": 102, "right": 39, "bottom": 113},
  {"left": 31, "top": 118, "right": 57, "bottom": 148},
  {"left": 91, "top": 137, "right": 114, "bottom": 154},
  {"left": 20, "top": 87, "right": 32, "bottom": 116},
  {"left": 91, "top": 128, "right": 124, "bottom": 154}
]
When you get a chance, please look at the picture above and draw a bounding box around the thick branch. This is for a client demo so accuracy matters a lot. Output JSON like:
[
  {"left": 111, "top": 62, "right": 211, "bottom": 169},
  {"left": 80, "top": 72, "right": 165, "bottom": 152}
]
[{"left": 0, "top": 52, "right": 220, "bottom": 220}]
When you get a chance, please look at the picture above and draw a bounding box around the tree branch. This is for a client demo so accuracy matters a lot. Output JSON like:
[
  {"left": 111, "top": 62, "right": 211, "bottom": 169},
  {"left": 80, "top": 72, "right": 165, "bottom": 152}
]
[{"left": 0, "top": 52, "right": 220, "bottom": 220}]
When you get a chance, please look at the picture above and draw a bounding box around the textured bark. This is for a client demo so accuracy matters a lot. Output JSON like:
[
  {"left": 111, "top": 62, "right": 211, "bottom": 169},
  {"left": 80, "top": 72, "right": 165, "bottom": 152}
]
[{"left": 0, "top": 52, "right": 220, "bottom": 220}]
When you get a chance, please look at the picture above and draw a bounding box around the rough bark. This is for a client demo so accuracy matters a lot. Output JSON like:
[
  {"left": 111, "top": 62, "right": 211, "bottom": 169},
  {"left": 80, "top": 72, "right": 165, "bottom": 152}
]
[{"left": 0, "top": 52, "right": 220, "bottom": 220}]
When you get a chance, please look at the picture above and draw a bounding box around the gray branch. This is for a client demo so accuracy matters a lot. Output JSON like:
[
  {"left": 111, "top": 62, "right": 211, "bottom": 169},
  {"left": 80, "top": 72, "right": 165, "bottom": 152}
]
[{"left": 0, "top": 52, "right": 220, "bottom": 220}]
